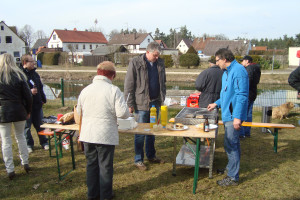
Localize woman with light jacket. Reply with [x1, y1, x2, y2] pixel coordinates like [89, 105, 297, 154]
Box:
[77, 61, 130, 200]
[0, 53, 33, 180]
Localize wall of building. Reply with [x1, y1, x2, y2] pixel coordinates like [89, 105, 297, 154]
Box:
[289, 47, 300, 66]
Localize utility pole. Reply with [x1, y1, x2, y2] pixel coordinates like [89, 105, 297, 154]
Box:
[173, 27, 180, 49]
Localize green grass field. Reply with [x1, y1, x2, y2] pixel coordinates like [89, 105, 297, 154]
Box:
[1, 102, 300, 199]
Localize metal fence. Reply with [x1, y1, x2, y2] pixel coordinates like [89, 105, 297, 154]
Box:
[43, 79, 300, 112]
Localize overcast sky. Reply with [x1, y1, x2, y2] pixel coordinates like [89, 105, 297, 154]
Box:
[1, 0, 299, 40]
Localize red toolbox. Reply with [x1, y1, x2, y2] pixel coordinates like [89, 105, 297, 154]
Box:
[186, 93, 201, 108]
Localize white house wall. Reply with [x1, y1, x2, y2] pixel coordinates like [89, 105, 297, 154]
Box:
[0, 22, 26, 64]
[289, 47, 300, 66]
[176, 40, 189, 54]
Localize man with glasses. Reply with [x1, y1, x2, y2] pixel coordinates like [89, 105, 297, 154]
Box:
[21, 54, 48, 153]
[124, 42, 166, 171]
[208, 48, 249, 186]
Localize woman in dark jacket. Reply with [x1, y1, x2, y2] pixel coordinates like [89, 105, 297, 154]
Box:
[0, 53, 33, 180]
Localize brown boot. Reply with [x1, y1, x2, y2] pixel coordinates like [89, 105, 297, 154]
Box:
[148, 157, 165, 164]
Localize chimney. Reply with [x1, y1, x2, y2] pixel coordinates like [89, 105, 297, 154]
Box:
[73, 28, 77, 31]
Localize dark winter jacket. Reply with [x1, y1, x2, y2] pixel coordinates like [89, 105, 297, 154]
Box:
[0, 75, 32, 123]
[246, 63, 261, 102]
[288, 66, 300, 93]
[124, 54, 166, 111]
[21, 67, 46, 110]
[195, 65, 223, 108]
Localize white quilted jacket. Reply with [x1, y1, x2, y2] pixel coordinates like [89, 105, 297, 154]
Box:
[77, 75, 130, 145]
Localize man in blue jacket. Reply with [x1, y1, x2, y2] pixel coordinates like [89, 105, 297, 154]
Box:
[208, 48, 249, 186]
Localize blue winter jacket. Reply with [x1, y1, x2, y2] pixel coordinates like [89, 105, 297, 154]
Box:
[215, 60, 249, 122]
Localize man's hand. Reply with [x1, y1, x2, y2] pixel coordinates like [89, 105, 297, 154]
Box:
[31, 88, 38, 95]
[129, 107, 134, 113]
[207, 103, 217, 111]
[233, 118, 242, 130]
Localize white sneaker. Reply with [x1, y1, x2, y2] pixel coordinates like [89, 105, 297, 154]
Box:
[44, 145, 49, 150]
[28, 147, 33, 153]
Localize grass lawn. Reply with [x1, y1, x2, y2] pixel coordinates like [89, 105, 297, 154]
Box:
[1, 102, 300, 199]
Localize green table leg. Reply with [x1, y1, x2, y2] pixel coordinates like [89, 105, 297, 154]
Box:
[274, 128, 278, 153]
[54, 130, 62, 180]
[193, 138, 200, 194]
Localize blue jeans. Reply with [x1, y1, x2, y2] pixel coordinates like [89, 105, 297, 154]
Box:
[239, 101, 254, 137]
[24, 108, 48, 148]
[224, 121, 240, 181]
[134, 101, 160, 163]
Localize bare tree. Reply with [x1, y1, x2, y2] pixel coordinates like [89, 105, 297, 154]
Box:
[19, 24, 34, 47]
[109, 29, 120, 40]
[35, 30, 47, 39]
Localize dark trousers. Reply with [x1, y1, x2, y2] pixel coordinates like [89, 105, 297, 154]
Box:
[24, 107, 48, 148]
[84, 142, 115, 200]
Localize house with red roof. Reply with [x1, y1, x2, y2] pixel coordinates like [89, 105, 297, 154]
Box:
[47, 28, 108, 63]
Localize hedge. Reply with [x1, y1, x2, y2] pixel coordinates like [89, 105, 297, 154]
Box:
[160, 55, 174, 68]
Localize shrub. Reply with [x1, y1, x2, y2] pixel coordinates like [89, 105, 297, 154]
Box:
[179, 53, 200, 68]
[42, 52, 61, 65]
[37, 53, 44, 64]
[160, 55, 174, 68]
[186, 46, 198, 55]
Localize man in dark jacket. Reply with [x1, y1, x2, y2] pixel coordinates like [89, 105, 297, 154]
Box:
[288, 66, 300, 99]
[240, 55, 261, 138]
[21, 55, 48, 153]
[195, 57, 223, 108]
[124, 42, 166, 171]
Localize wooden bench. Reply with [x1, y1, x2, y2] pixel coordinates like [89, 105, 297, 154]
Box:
[218, 121, 296, 153]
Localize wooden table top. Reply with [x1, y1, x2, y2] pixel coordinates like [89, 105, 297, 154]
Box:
[41, 123, 217, 139]
[218, 121, 295, 129]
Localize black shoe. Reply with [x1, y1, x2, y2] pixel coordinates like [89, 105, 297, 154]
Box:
[24, 164, 31, 173]
[217, 176, 238, 186]
[8, 171, 16, 180]
[217, 168, 226, 175]
[239, 136, 246, 139]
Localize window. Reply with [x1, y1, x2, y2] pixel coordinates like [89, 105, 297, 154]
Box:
[57, 44, 59, 48]
[76, 44, 78, 49]
[6, 36, 12, 43]
[96, 45, 98, 48]
[0, 36, 1, 43]
[83, 44, 85, 49]
[1, 26, 4, 30]
[13, 51, 20, 57]
[133, 45, 136, 50]
[90, 44, 92, 49]
[148, 39, 150, 42]
[51, 45, 53, 48]
[53, 34, 56, 40]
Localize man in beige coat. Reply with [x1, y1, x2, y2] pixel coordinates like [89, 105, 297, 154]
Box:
[77, 61, 130, 200]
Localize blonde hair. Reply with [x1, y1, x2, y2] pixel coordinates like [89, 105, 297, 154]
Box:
[0, 53, 27, 84]
[96, 61, 116, 79]
[97, 61, 116, 72]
